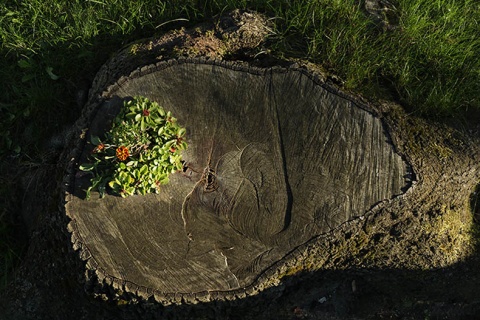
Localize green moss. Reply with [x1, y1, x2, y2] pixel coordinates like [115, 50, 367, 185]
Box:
[116, 299, 128, 306]
[422, 204, 475, 265]
[130, 43, 141, 55]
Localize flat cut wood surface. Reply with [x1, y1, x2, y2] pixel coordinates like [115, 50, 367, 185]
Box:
[66, 61, 409, 296]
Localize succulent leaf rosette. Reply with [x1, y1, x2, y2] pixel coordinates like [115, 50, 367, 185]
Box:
[80, 96, 187, 199]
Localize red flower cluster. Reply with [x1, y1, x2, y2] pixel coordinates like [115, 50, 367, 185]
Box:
[116, 146, 129, 161]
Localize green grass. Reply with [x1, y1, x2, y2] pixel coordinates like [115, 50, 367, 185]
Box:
[275, 0, 480, 114]
[1, 0, 479, 290]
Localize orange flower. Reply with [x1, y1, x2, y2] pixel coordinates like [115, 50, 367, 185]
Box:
[116, 146, 129, 161]
[92, 143, 105, 153]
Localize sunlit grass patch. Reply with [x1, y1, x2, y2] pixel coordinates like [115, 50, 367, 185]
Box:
[269, 0, 480, 115]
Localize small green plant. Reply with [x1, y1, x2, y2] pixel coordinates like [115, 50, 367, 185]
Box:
[80, 96, 187, 199]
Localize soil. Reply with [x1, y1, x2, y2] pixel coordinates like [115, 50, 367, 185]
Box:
[2, 10, 480, 320]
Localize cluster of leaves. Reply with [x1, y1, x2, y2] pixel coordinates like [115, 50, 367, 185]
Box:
[80, 96, 187, 199]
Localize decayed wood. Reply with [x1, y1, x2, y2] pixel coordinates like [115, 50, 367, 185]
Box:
[65, 60, 410, 300]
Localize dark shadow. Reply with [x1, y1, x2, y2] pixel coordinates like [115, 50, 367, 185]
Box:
[4, 192, 480, 320]
[471, 184, 480, 225]
[72, 205, 480, 320]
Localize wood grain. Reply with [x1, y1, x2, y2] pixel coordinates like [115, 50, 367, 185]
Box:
[66, 60, 410, 296]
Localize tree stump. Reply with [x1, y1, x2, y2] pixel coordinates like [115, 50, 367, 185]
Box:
[64, 59, 411, 302]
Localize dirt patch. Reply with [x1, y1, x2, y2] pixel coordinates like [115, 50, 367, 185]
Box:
[88, 9, 272, 104]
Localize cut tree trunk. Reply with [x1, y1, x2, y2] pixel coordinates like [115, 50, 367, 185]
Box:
[64, 59, 411, 302]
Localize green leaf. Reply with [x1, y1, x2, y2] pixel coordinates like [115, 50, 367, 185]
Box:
[90, 135, 102, 145]
[21, 73, 36, 83]
[18, 59, 32, 69]
[139, 164, 148, 175]
[85, 186, 93, 200]
[126, 112, 136, 119]
[80, 163, 95, 171]
[98, 180, 107, 198]
[46, 66, 60, 80]
[165, 140, 175, 147]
